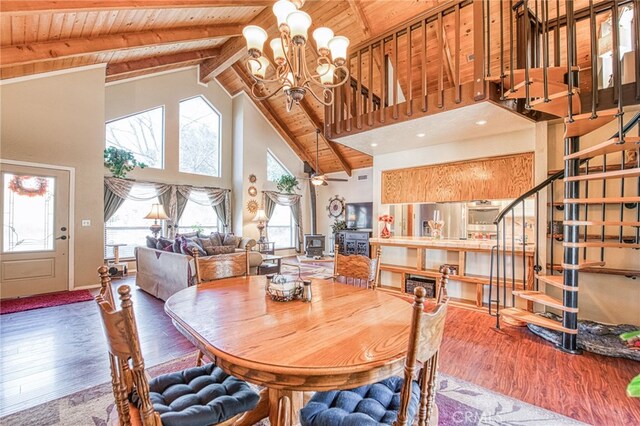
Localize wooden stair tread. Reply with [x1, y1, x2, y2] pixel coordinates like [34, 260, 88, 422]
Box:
[561, 260, 606, 270]
[563, 241, 640, 249]
[564, 108, 619, 138]
[536, 274, 578, 291]
[530, 89, 581, 117]
[486, 67, 570, 90]
[563, 196, 640, 204]
[504, 78, 567, 100]
[564, 167, 640, 181]
[547, 264, 640, 277]
[564, 220, 640, 227]
[500, 307, 577, 334]
[564, 137, 640, 161]
[512, 290, 578, 312]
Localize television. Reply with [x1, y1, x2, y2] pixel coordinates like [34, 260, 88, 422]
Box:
[345, 202, 373, 230]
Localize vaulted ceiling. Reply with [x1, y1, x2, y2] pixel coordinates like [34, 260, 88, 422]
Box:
[0, 0, 452, 175]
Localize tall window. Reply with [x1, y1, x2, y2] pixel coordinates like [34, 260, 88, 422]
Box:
[178, 193, 220, 235]
[106, 107, 164, 168]
[267, 204, 295, 249]
[105, 185, 159, 259]
[266, 150, 290, 182]
[179, 96, 221, 177]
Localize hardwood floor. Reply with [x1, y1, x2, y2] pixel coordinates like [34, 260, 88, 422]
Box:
[1, 276, 638, 424]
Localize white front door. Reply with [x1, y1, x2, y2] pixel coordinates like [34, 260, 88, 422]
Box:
[0, 164, 70, 298]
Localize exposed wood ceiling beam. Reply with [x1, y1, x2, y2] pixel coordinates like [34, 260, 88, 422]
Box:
[200, 6, 276, 83]
[298, 99, 352, 177]
[106, 48, 220, 77]
[232, 62, 316, 167]
[347, 0, 371, 37]
[1, 1, 271, 13]
[2, 25, 242, 67]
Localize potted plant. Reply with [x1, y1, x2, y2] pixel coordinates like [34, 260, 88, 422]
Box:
[104, 147, 147, 178]
[331, 219, 347, 234]
[276, 174, 300, 194]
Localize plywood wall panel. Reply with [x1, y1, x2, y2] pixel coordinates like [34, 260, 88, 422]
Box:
[381, 152, 534, 204]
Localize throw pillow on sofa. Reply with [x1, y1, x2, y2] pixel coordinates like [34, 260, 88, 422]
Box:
[223, 234, 242, 247]
[198, 238, 215, 255]
[146, 236, 158, 249]
[180, 237, 202, 256]
[156, 237, 173, 251]
[208, 232, 224, 247]
[208, 246, 236, 255]
[179, 231, 199, 239]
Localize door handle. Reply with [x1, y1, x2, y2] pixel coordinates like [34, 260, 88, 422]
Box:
[56, 235, 68, 240]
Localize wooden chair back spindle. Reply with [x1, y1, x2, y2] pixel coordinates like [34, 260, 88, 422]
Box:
[333, 244, 381, 289]
[394, 267, 450, 426]
[193, 246, 250, 285]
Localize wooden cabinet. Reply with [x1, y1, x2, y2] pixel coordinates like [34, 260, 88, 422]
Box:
[335, 231, 371, 257]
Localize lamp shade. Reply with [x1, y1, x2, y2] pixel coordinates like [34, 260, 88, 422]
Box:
[252, 209, 269, 222]
[144, 204, 169, 220]
[312, 27, 334, 54]
[328, 35, 350, 65]
[316, 63, 335, 85]
[273, 0, 297, 30]
[243, 25, 268, 56]
[249, 56, 270, 78]
[270, 38, 288, 64]
[286, 11, 312, 43]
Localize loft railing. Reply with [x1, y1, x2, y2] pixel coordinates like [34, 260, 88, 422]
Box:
[324, 0, 485, 139]
[488, 112, 640, 328]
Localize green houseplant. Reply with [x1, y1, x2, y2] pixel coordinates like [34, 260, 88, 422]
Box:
[331, 219, 347, 234]
[104, 147, 147, 178]
[276, 174, 300, 194]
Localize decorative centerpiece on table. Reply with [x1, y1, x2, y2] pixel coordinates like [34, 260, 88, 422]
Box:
[266, 274, 303, 301]
[428, 210, 445, 239]
[378, 214, 394, 239]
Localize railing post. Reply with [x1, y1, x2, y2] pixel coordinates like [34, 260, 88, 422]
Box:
[473, 0, 486, 100]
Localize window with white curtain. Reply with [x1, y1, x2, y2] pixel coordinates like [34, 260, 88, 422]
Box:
[178, 191, 220, 235]
[267, 204, 295, 249]
[104, 184, 159, 259]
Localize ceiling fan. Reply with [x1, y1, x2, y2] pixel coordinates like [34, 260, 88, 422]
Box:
[304, 129, 348, 186]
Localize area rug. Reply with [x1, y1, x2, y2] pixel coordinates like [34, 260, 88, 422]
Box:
[281, 261, 334, 280]
[0, 290, 94, 315]
[0, 353, 584, 426]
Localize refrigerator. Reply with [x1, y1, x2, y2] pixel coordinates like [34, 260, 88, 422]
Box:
[416, 203, 466, 239]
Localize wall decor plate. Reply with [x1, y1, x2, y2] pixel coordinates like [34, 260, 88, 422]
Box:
[247, 199, 259, 214]
[248, 174, 257, 183]
[327, 195, 345, 218]
[248, 186, 258, 197]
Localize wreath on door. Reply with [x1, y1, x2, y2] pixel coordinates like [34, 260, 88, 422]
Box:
[8, 175, 48, 197]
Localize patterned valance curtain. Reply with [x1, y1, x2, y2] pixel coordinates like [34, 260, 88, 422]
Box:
[263, 191, 303, 253]
[103, 182, 129, 222]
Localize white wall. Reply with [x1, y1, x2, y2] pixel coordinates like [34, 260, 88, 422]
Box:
[1, 66, 107, 288]
[231, 94, 309, 255]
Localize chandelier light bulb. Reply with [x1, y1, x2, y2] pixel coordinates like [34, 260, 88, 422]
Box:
[312, 27, 334, 56]
[328, 36, 350, 66]
[243, 25, 268, 58]
[286, 11, 312, 45]
[273, 0, 297, 31]
[316, 63, 335, 85]
[270, 38, 288, 64]
[283, 72, 294, 91]
[249, 56, 270, 79]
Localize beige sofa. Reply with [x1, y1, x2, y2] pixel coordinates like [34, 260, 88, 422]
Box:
[135, 238, 262, 301]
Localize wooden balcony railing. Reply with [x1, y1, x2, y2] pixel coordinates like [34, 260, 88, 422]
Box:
[325, 0, 486, 140]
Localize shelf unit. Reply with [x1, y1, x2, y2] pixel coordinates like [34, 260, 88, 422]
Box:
[370, 239, 535, 312]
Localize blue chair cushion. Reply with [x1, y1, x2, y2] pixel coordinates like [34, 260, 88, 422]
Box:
[300, 376, 420, 426]
[145, 363, 259, 426]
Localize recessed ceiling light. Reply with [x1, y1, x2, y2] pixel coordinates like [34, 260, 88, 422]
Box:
[370, 143, 378, 147]
[416, 133, 426, 137]
[475, 120, 488, 126]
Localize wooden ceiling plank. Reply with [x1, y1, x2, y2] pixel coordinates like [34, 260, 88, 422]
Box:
[347, 0, 371, 37]
[232, 62, 316, 167]
[106, 47, 220, 76]
[1, 1, 271, 13]
[1, 24, 242, 67]
[298, 99, 353, 177]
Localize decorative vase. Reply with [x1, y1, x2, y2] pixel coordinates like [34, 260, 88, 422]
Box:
[380, 222, 391, 239]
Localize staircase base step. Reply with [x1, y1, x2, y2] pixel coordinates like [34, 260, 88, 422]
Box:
[535, 274, 578, 291]
[564, 108, 619, 138]
[563, 241, 640, 249]
[564, 136, 640, 161]
[500, 308, 577, 334]
[563, 196, 640, 204]
[512, 290, 578, 312]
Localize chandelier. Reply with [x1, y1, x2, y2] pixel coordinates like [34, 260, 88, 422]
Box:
[242, 0, 350, 111]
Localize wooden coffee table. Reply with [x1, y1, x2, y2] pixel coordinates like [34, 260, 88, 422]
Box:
[164, 276, 413, 426]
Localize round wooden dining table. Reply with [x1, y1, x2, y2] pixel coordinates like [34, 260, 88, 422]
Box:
[164, 276, 414, 426]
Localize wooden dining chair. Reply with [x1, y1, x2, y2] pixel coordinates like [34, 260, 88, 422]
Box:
[95, 266, 259, 426]
[192, 246, 250, 285]
[300, 268, 450, 426]
[333, 244, 382, 289]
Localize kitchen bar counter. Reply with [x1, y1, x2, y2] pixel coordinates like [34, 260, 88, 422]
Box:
[369, 236, 535, 252]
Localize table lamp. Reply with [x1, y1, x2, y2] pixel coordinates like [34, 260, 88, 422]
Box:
[144, 203, 169, 238]
[252, 209, 269, 242]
